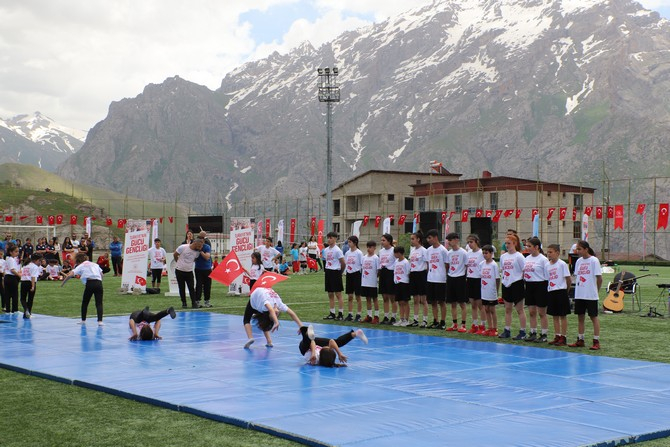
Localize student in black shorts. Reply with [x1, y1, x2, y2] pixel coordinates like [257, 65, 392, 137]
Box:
[128, 306, 176, 340]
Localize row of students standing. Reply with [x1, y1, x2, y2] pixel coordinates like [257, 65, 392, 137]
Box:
[320, 231, 602, 350]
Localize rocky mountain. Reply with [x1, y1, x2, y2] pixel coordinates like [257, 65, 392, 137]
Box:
[0, 112, 85, 171]
[59, 0, 670, 208]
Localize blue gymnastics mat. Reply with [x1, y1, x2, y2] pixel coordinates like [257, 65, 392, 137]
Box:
[1, 311, 670, 447]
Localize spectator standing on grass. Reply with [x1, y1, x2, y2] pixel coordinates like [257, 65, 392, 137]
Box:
[173, 238, 204, 309]
[62, 252, 105, 326]
[194, 232, 213, 308]
[21, 238, 34, 261]
[148, 239, 167, 289]
[109, 235, 123, 277]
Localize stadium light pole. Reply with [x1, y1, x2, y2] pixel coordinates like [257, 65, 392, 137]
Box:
[317, 67, 340, 234]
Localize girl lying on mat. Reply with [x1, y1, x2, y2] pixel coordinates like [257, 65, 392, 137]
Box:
[298, 325, 368, 367]
[128, 306, 176, 341]
[243, 287, 303, 349]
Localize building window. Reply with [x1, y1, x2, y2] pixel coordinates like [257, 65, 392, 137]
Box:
[547, 220, 552, 227]
[444, 196, 449, 210]
[574, 194, 583, 211]
[404, 197, 414, 211]
[491, 221, 498, 241]
[404, 222, 414, 233]
[573, 221, 581, 239]
[455, 195, 462, 212]
[388, 194, 395, 202]
[418, 197, 426, 211]
[454, 221, 462, 239]
[333, 222, 340, 233]
[490, 192, 498, 211]
[333, 199, 340, 217]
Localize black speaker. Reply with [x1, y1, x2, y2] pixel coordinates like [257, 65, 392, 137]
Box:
[470, 217, 492, 247]
[419, 211, 442, 236]
[188, 215, 223, 234]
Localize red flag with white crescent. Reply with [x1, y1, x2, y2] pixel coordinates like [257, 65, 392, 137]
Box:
[374, 216, 381, 228]
[515, 209, 522, 219]
[572, 208, 577, 221]
[493, 210, 503, 223]
[547, 208, 555, 220]
[290, 218, 296, 243]
[607, 206, 614, 219]
[441, 211, 447, 224]
[461, 209, 469, 222]
[265, 218, 271, 237]
[106, 217, 113, 226]
[210, 250, 244, 286]
[614, 205, 624, 230]
[56, 214, 63, 225]
[504, 209, 514, 218]
[658, 203, 669, 230]
[398, 214, 406, 225]
[388, 214, 394, 224]
[584, 206, 593, 217]
[595, 207, 603, 219]
[311, 217, 317, 235]
[559, 207, 567, 220]
[475, 209, 483, 218]
[485, 210, 492, 218]
[48, 215, 56, 225]
[250, 272, 289, 292]
[36, 215, 43, 224]
[362, 215, 369, 227]
[531, 209, 538, 221]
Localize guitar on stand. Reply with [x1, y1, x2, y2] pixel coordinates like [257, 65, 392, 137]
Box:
[603, 272, 657, 313]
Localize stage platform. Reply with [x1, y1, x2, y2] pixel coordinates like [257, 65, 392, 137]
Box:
[1, 311, 670, 446]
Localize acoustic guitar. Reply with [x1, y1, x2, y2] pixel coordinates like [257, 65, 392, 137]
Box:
[603, 272, 657, 312]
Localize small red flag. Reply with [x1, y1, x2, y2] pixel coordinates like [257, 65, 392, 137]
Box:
[584, 206, 593, 217]
[209, 251, 244, 286]
[70, 215, 78, 225]
[374, 216, 381, 228]
[307, 258, 318, 270]
[504, 209, 514, 217]
[414, 213, 420, 223]
[36, 215, 43, 224]
[485, 210, 493, 218]
[515, 209, 522, 219]
[607, 206, 614, 219]
[636, 204, 646, 215]
[572, 208, 577, 221]
[56, 214, 63, 225]
[250, 272, 289, 292]
[290, 218, 296, 243]
[398, 214, 407, 225]
[531, 208, 539, 221]
[547, 208, 555, 220]
[48, 215, 55, 225]
[559, 207, 567, 220]
[475, 209, 483, 218]
[441, 211, 447, 224]
[4, 216, 12, 222]
[159, 217, 163, 224]
[106, 218, 113, 226]
[311, 217, 317, 234]
[117, 219, 125, 229]
[658, 203, 669, 230]
[595, 207, 603, 219]
[265, 218, 271, 237]
[388, 214, 394, 224]
[461, 209, 469, 222]
[362, 215, 369, 227]
[492, 210, 503, 223]
[614, 205, 624, 230]
[19, 215, 28, 221]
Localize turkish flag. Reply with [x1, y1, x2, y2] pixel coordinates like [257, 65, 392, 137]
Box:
[19, 216, 28, 221]
[56, 214, 63, 225]
[515, 209, 522, 219]
[265, 218, 271, 237]
[290, 218, 296, 243]
[547, 208, 555, 220]
[250, 272, 289, 292]
[414, 213, 420, 223]
[461, 209, 469, 222]
[70, 215, 78, 225]
[135, 276, 147, 287]
[374, 216, 381, 228]
[159, 217, 163, 224]
[614, 205, 624, 230]
[48, 215, 55, 225]
[398, 214, 407, 225]
[559, 207, 567, 220]
[36, 215, 43, 224]
[388, 214, 394, 224]
[531, 208, 539, 221]
[636, 204, 646, 215]
[209, 251, 244, 286]
[504, 209, 514, 217]
[658, 203, 669, 230]
[307, 258, 318, 270]
[311, 217, 317, 234]
[117, 219, 125, 229]
[595, 207, 603, 219]
[584, 206, 593, 217]
[4, 216, 12, 222]
[362, 215, 369, 227]
[607, 206, 614, 219]
[106, 218, 113, 226]
[485, 210, 493, 218]
[572, 208, 577, 221]
[475, 209, 483, 218]
[441, 211, 447, 224]
[493, 210, 503, 223]
[168, 216, 174, 223]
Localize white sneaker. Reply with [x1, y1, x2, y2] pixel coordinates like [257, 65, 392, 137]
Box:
[244, 339, 255, 349]
[392, 320, 403, 326]
[306, 325, 315, 340]
[400, 319, 409, 327]
[355, 329, 368, 344]
[77, 320, 86, 325]
[98, 321, 104, 326]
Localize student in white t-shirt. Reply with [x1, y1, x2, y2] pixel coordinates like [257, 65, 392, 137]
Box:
[20, 253, 43, 319]
[498, 234, 527, 340]
[479, 245, 500, 337]
[545, 244, 572, 347]
[392, 246, 411, 326]
[322, 232, 346, 321]
[445, 233, 469, 333]
[425, 229, 448, 329]
[63, 252, 105, 326]
[3, 244, 21, 313]
[360, 241, 381, 324]
[242, 287, 303, 349]
[344, 236, 364, 322]
[465, 234, 485, 334]
[569, 240, 602, 350]
[408, 232, 429, 327]
[255, 237, 280, 271]
[148, 238, 167, 288]
[523, 237, 550, 343]
[378, 233, 397, 324]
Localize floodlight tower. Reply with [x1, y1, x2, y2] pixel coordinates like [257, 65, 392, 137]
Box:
[317, 67, 340, 234]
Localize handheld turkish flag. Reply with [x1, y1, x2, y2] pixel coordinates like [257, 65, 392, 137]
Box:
[251, 271, 288, 292]
[307, 258, 318, 270]
[209, 251, 244, 286]
[657, 203, 669, 230]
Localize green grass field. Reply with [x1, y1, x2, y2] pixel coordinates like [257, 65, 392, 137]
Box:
[1, 266, 669, 446]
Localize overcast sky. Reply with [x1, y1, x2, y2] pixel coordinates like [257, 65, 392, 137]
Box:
[1, 0, 669, 132]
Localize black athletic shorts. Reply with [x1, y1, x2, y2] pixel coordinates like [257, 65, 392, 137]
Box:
[324, 269, 344, 293]
[574, 299, 598, 317]
[502, 280, 525, 304]
[446, 275, 467, 303]
[466, 277, 482, 300]
[395, 282, 411, 302]
[426, 281, 446, 304]
[346, 271, 362, 295]
[409, 270, 427, 296]
[547, 289, 571, 316]
[379, 268, 395, 295]
[525, 281, 549, 307]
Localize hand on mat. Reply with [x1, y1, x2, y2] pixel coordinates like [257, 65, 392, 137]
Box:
[271, 321, 280, 332]
[154, 335, 162, 340]
[338, 354, 348, 363]
[128, 335, 139, 341]
[309, 355, 317, 365]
